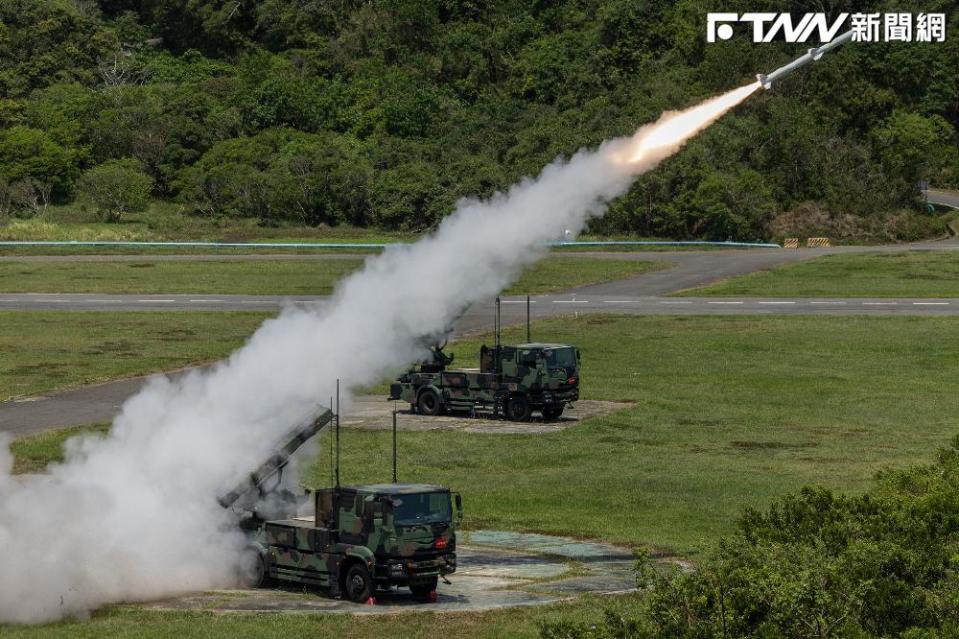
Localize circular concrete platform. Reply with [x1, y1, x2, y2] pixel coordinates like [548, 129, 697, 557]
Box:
[142, 531, 639, 614]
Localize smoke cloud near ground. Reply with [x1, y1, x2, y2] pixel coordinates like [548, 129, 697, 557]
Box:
[0, 83, 758, 624]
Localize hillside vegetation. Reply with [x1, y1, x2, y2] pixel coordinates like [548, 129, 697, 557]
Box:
[1, 0, 957, 242]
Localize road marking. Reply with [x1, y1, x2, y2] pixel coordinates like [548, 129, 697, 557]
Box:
[603, 300, 640, 303]
[501, 300, 536, 304]
[552, 300, 589, 304]
[914, 302, 949, 305]
[90, 299, 123, 304]
[758, 301, 795, 305]
[810, 301, 847, 305]
[138, 299, 175, 303]
[240, 300, 274, 305]
[659, 301, 692, 304]
[707, 301, 744, 304]
[862, 302, 897, 306]
[191, 299, 225, 303]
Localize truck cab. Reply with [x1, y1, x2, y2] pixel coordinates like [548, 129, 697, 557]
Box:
[248, 483, 461, 603]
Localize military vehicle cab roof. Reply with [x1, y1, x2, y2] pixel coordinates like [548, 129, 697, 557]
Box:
[513, 343, 573, 349]
[344, 483, 450, 495]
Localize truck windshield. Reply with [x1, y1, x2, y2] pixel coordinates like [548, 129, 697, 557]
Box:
[390, 492, 451, 525]
[545, 347, 577, 368]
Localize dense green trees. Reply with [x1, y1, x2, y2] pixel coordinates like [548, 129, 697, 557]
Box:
[542, 437, 959, 638]
[77, 158, 153, 221]
[0, 1, 956, 239]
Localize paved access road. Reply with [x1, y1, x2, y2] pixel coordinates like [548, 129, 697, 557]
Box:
[927, 188, 959, 210]
[4, 241, 959, 434]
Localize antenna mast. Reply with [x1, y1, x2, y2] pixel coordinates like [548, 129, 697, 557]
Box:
[392, 404, 398, 483]
[526, 295, 531, 342]
[335, 379, 340, 488]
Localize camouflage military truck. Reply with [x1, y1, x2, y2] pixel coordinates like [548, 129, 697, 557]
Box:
[389, 342, 580, 421]
[221, 410, 462, 603]
[245, 483, 461, 602]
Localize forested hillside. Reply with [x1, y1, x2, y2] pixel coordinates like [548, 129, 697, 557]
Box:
[1, 0, 957, 241]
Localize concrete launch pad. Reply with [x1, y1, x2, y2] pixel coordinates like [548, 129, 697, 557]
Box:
[141, 531, 645, 615]
[342, 396, 634, 434]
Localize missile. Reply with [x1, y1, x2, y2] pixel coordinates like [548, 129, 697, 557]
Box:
[756, 30, 853, 89]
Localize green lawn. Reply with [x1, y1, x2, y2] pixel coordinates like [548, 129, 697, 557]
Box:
[0, 256, 663, 296]
[12, 314, 959, 553]
[333, 315, 959, 552]
[9, 313, 959, 636]
[8, 423, 111, 473]
[0, 312, 268, 401]
[689, 251, 959, 297]
[0, 259, 366, 295]
[0, 593, 638, 639]
[0, 203, 420, 244]
[1, 202, 735, 250]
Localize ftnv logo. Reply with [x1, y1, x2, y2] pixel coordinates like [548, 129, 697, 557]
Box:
[707, 12, 946, 43]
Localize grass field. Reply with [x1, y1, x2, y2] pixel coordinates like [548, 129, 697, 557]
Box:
[317, 315, 959, 552]
[0, 203, 420, 244]
[10, 314, 959, 553]
[0, 312, 268, 401]
[690, 251, 959, 297]
[0, 256, 663, 296]
[0, 593, 639, 639]
[8, 312, 959, 637]
[1, 202, 730, 249]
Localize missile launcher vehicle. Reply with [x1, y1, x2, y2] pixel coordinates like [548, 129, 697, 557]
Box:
[220, 409, 462, 603]
[390, 341, 580, 421]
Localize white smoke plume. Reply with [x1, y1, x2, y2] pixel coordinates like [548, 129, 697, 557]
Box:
[0, 83, 758, 624]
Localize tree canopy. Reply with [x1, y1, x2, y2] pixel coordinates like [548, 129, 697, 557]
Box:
[0, 0, 956, 239]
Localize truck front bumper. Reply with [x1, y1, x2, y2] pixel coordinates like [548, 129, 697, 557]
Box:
[374, 553, 456, 584]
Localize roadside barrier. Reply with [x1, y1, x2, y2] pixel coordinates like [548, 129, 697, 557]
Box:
[806, 237, 831, 248]
[783, 238, 799, 248]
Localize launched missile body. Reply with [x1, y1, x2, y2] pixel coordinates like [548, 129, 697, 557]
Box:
[756, 30, 853, 89]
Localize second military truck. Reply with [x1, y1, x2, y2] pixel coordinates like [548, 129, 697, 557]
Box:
[221, 410, 462, 603]
[390, 342, 580, 421]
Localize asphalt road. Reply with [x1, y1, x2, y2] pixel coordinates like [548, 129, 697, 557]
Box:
[4, 242, 959, 435]
[927, 188, 959, 209]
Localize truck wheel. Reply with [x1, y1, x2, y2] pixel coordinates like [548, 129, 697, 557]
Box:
[244, 548, 270, 588]
[542, 405, 564, 420]
[410, 577, 439, 602]
[417, 389, 443, 416]
[506, 395, 531, 421]
[345, 563, 373, 603]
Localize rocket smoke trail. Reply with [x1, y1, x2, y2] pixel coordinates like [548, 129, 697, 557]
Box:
[0, 81, 759, 624]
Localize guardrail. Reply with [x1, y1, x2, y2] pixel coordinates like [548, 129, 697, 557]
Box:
[0, 240, 781, 250]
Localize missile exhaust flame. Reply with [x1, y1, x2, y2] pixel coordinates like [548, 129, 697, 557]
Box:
[620, 82, 761, 165]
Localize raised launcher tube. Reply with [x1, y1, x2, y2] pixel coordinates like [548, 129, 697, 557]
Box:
[756, 30, 853, 89]
[218, 408, 334, 509]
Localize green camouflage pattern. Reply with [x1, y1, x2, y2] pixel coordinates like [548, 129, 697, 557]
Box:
[390, 343, 580, 420]
[250, 484, 459, 596]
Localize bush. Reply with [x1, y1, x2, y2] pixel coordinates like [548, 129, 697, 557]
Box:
[542, 436, 959, 639]
[76, 158, 153, 222]
[0, 178, 51, 218]
[177, 129, 372, 225]
[0, 126, 78, 200]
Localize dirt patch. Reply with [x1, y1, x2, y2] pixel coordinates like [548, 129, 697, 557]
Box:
[339, 396, 633, 434]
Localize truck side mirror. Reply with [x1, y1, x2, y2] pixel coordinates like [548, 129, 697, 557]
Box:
[454, 493, 463, 522]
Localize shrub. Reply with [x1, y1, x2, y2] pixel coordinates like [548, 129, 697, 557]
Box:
[542, 436, 959, 638]
[76, 158, 153, 222]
